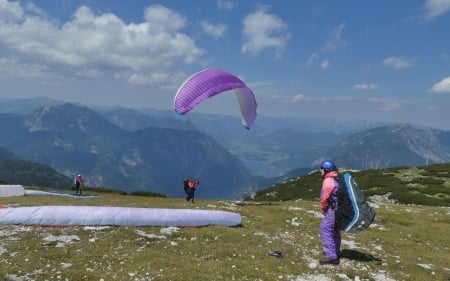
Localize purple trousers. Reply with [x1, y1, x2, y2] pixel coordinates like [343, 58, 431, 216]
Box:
[320, 209, 341, 259]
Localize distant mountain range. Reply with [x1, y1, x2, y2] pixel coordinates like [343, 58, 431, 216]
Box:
[329, 123, 450, 169]
[0, 97, 449, 199]
[0, 103, 249, 198]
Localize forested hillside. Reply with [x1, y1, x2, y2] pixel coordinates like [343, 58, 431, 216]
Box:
[0, 159, 72, 188]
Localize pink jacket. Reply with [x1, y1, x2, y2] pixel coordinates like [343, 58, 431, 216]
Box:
[320, 171, 338, 211]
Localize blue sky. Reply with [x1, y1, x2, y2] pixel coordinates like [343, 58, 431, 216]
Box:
[1, 0, 450, 130]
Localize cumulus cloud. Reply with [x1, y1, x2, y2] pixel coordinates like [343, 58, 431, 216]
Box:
[430, 76, 450, 94]
[353, 84, 379, 91]
[241, 7, 290, 59]
[0, 1, 204, 87]
[423, 0, 450, 20]
[0, 0, 23, 21]
[144, 4, 186, 32]
[382, 56, 416, 70]
[199, 20, 227, 38]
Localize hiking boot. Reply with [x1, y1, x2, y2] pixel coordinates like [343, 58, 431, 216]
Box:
[319, 257, 340, 265]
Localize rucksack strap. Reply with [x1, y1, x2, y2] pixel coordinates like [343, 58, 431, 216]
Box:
[328, 177, 340, 210]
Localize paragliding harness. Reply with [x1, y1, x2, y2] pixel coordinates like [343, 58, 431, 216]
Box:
[184, 178, 199, 203]
[334, 172, 375, 233]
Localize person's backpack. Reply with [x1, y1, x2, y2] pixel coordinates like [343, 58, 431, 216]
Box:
[335, 172, 375, 233]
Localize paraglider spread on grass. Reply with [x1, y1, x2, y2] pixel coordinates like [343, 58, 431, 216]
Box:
[0, 185, 25, 197]
[174, 68, 257, 129]
[25, 189, 99, 198]
[0, 206, 241, 227]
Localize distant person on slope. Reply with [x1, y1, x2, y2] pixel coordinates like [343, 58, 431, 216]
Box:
[318, 160, 341, 265]
[75, 175, 84, 195]
[183, 178, 199, 203]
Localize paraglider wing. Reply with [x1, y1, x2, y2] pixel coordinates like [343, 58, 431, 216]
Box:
[174, 68, 257, 129]
[0, 206, 242, 227]
[0, 185, 24, 197]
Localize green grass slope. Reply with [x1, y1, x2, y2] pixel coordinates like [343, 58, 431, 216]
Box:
[248, 163, 450, 207]
[0, 190, 449, 280]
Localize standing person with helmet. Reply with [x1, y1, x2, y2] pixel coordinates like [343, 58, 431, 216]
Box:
[318, 160, 341, 265]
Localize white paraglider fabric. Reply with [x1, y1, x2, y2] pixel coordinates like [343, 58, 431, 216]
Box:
[0, 185, 25, 197]
[0, 206, 241, 227]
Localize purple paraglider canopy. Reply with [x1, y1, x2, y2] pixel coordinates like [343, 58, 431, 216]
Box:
[174, 68, 257, 129]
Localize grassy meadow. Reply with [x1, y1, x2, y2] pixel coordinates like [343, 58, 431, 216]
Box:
[0, 190, 449, 281]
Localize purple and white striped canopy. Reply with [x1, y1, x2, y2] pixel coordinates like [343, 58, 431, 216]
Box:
[174, 68, 257, 129]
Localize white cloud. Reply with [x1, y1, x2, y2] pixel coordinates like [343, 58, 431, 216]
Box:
[322, 23, 347, 52]
[199, 20, 227, 38]
[0, 58, 49, 78]
[144, 4, 186, 32]
[0, 2, 204, 88]
[304, 54, 329, 69]
[353, 84, 379, 91]
[0, 0, 23, 22]
[291, 94, 305, 103]
[382, 56, 416, 70]
[430, 76, 450, 94]
[126, 71, 186, 90]
[320, 60, 330, 70]
[217, 0, 235, 11]
[24, 2, 47, 18]
[127, 72, 170, 86]
[305, 53, 318, 67]
[424, 0, 450, 20]
[241, 7, 290, 59]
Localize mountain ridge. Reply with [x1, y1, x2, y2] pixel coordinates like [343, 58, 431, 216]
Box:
[0, 103, 251, 198]
[329, 123, 450, 170]
[0, 98, 449, 199]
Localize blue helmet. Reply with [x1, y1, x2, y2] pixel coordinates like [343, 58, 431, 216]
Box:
[320, 160, 337, 172]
